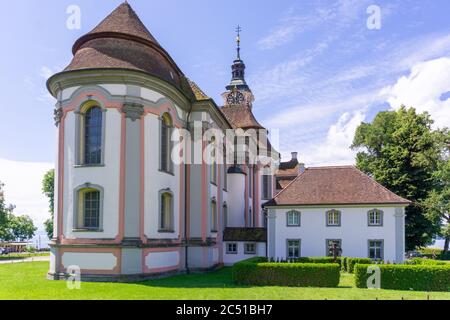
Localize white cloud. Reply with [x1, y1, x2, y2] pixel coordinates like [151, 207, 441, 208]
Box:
[0, 158, 54, 231]
[297, 110, 365, 166]
[257, 0, 368, 50]
[381, 57, 450, 128]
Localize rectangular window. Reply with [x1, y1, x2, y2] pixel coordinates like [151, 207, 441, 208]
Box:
[83, 191, 100, 229]
[327, 210, 341, 226]
[226, 243, 237, 254]
[244, 243, 256, 254]
[262, 174, 272, 199]
[368, 210, 383, 226]
[287, 239, 301, 258]
[287, 211, 301, 226]
[368, 240, 383, 259]
[326, 239, 342, 256]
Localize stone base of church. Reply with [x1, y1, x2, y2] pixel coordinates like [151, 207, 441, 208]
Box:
[46, 269, 186, 283]
[47, 263, 223, 283]
[47, 240, 223, 282]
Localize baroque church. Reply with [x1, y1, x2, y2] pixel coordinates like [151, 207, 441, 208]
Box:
[47, 2, 409, 281]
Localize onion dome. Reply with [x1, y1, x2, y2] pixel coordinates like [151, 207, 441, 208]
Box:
[64, 2, 192, 97]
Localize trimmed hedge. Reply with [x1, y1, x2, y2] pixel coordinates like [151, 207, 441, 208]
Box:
[346, 258, 373, 273]
[405, 258, 448, 266]
[355, 264, 450, 292]
[232, 257, 340, 287]
[341, 257, 348, 272]
[294, 257, 342, 268]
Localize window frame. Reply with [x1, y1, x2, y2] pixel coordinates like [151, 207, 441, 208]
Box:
[286, 210, 301, 227]
[262, 174, 272, 200]
[326, 239, 342, 256]
[159, 113, 174, 175]
[368, 209, 383, 227]
[222, 203, 228, 229]
[75, 101, 106, 167]
[286, 239, 301, 259]
[159, 189, 175, 233]
[211, 198, 218, 232]
[368, 239, 384, 260]
[326, 209, 341, 227]
[244, 242, 256, 255]
[73, 184, 104, 232]
[226, 242, 238, 254]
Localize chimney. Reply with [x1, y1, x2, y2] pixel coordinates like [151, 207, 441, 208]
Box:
[291, 152, 298, 161]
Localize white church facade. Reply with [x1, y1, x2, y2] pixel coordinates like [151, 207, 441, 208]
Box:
[47, 3, 409, 281]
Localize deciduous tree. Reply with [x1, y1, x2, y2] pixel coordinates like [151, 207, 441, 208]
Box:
[352, 107, 448, 250]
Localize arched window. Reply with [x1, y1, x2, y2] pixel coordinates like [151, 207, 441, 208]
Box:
[74, 185, 103, 231]
[210, 137, 217, 184]
[368, 209, 383, 226]
[160, 113, 173, 173]
[78, 105, 103, 165]
[211, 199, 218, 232]
[223, 203, 228, 228]
[287, 210, 301, 226]
[159, 191, 174, 232]
[326, 209, 341, 226]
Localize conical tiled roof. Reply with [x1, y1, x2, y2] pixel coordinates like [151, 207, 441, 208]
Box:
[64, 2, 193, 97]
[72, 2, 159, 53]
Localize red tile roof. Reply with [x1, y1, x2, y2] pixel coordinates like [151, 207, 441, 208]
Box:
[64, 2, 193, 97]
[265, 166, 411, 206]
[220, 105, 265, 129]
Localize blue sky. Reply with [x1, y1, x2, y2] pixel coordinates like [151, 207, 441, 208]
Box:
[0, 0, 450, 229]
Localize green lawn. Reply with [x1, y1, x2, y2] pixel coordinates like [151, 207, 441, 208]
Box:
[0, 262, 449, 300]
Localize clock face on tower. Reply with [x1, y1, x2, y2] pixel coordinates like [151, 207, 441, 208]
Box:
[226, 91, 245, 105]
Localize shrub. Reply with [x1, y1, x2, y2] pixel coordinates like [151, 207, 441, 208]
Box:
[346, 258, 373, 273]
[354, 264, 450, 292]
[418, 248, 450, 260]
[294, 257, 342, 268]
[405, 258, 448, 266]
[341, 257, 348, 272]
[232, 257, 340, 287]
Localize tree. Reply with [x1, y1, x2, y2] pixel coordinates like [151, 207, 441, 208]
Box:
[9, 215, 37, 242]
[0, 182, 15, 241]
[423, 156, 450, 253]
[352, 107, 449, 250]
[42, 169, 55, 239]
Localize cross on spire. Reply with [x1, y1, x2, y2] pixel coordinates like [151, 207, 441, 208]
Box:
[236, 25, 242, 60]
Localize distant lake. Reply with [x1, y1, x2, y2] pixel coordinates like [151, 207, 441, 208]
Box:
[29, 231, 50, 250]
[428, 239, 445, 249]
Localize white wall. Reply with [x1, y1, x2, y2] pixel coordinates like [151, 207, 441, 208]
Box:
[227, 173, 246, 227]
[61, 252, 117, 270]
[63, 109, 122, 239]
[223, 242, 266, 266]
[144, 113, 181, 240]
[271, 206, 399, 262]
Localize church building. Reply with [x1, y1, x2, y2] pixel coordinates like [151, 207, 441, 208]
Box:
[47, 2, 409, 281]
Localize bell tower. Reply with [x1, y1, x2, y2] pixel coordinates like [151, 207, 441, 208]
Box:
[222, 26, 255, 107]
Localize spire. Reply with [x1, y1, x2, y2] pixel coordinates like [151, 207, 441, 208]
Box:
[226, 25, 250, 92]
[236, 25, 242, 60]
